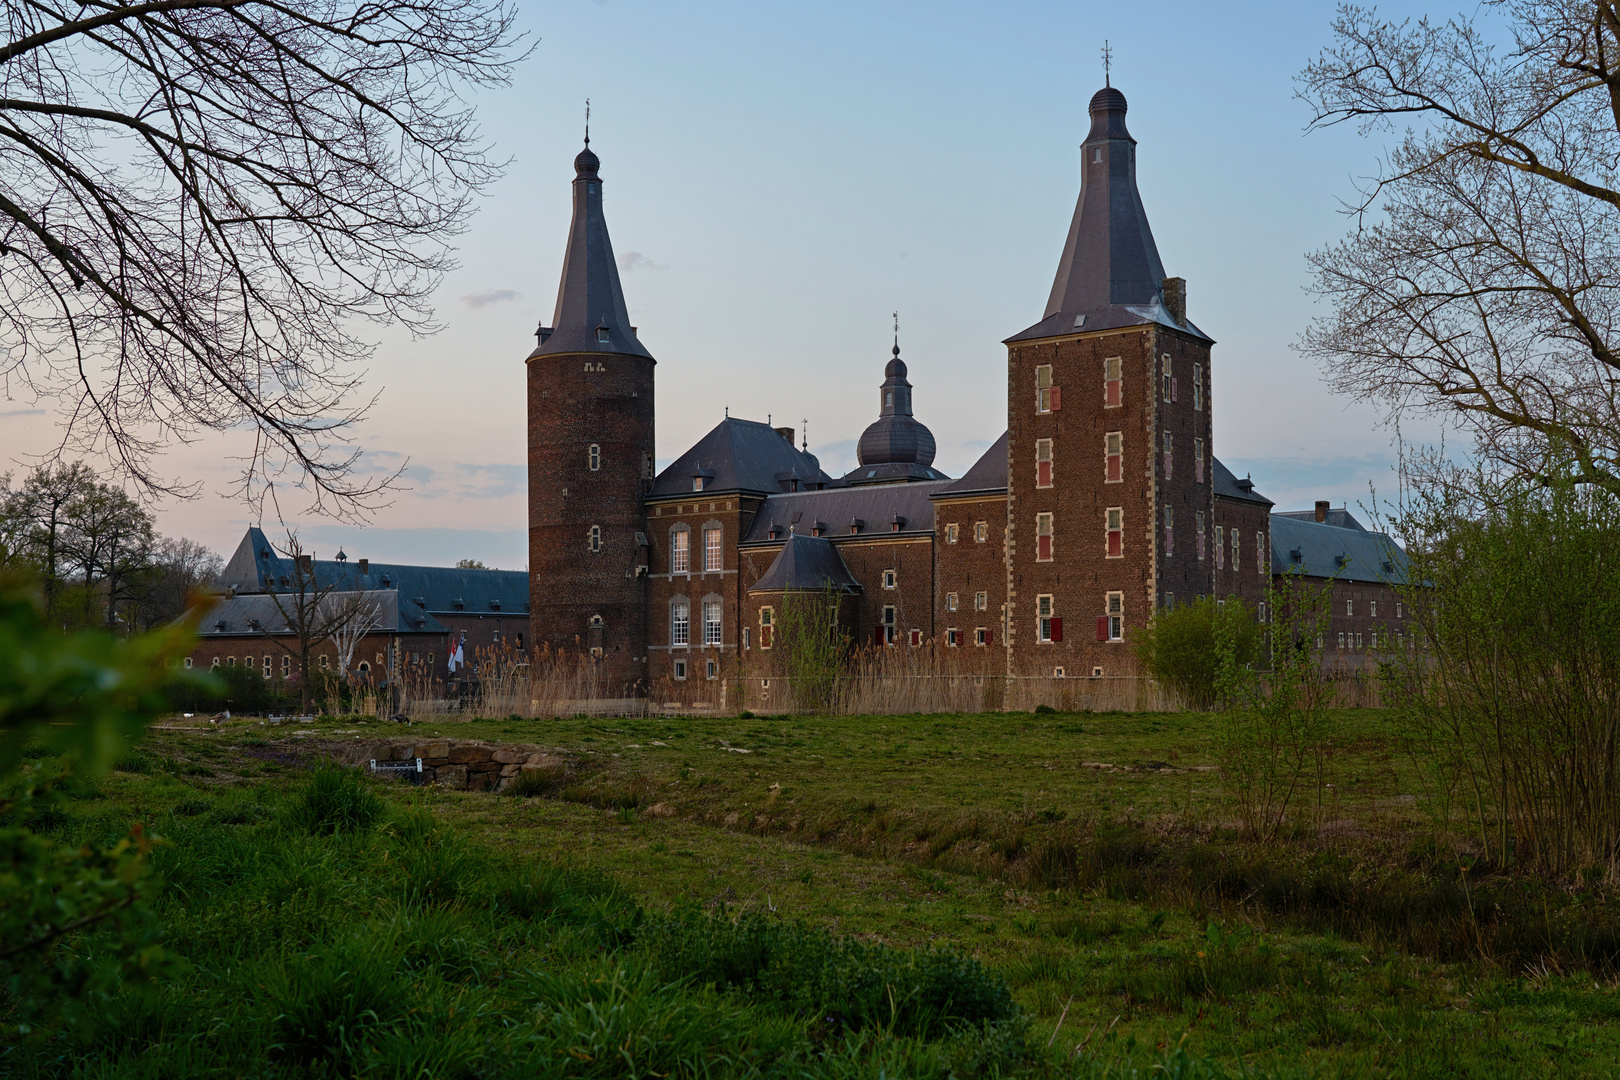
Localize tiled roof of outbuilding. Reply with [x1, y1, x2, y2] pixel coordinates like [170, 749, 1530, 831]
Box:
[1213, 458, 1273, 506]
[933, 432, 1009, 499]
[194, 590, 443, 637]
[219, 529, 529, 618]
[740, 481, 953, 545]
[1274, 506, 1368, 531]
[1269, 515, 1409, 585]
[747, 534, 861, 594]
[650, 417, 835, 498]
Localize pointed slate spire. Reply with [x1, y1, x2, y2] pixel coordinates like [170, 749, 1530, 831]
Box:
[1007, 86, 1210, 343]
[529, 141, 654, 360]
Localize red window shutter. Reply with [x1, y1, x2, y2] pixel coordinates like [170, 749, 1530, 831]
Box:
[874, 626, 884, 646]
[986, 629, 993, 645]
[1095, 616, 1109, 642]
[1051, 617, 1063, 643]
[1107, 456, 1120, 483]
[1108, 531, 1121, 558]
[1037, 461, 1051, 486]
[1106, 381, 1119, 408]
[1037, 534, 1052, 560]
[1050, 385, 1061, 411]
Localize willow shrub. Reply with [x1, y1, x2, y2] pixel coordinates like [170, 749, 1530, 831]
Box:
[1390, 474, 1620, 880]
[1133, 596, 1261, 711]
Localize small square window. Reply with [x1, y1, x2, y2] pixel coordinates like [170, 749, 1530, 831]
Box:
[975, 627, 989, 646]
[184, 657, 193, 669]
[946, 523, 959, 543]
[706, 659, 718, 680]
[946, 592, 958, 611]
[693, 476, 704, 492]
[1053, 666, 1065, 678]
[882, 569, 897, 589]
[1091, 667, 1103, 678]
[975, 521, 988, 543]
[596, 327, 611, 342]
[674, 659, 688, 680]
[975, 591, 988, 611]
[947, 628, 960, 647]
[908, 628, 922, 647]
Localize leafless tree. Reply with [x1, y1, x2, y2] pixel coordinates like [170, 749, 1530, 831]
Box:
[1299, 2, 1620, 490]
[261, 530, 350, 712]
[0, 0, 525, 513]
[324, 589, 384, 690]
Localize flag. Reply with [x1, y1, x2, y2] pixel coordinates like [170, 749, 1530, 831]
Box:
[447, 632, 464, 674]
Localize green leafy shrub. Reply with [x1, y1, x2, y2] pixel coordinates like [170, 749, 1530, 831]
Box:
[1132, 597, 1260, 710]
[286, 766, 383, 835]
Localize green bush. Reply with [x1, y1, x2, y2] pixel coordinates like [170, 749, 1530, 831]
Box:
[285, 766, 384, 835]
[1133, 597, 1260, 710]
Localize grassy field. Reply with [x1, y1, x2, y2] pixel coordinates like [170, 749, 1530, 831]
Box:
[11, 708, 1620, 1077]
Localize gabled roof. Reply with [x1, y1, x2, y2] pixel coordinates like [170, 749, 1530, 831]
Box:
[1213, 458, 1273, 507]
[195, 590, 442, 637]
[527, 143, 653, 362]
[747, 534, 861, 594]
[740, 481, 952, 545]
[933, 432, 1009, 499]
[650, 417, 835, 498]
[1007, 86, 1212, 345]
[1269, 515, 1409, 585]
[219, 528, 529, 618]
[1274, 506, 1368, 531]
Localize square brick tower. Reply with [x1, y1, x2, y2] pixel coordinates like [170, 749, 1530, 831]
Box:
[1003, 86, 1214, 677]
[526, 140, 655, 693]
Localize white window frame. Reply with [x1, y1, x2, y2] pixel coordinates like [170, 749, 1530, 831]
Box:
[1105, 431, 1123, 484]
[759, 606, 774, 649]
[1106, 591, 1123, 642]
[1035, 439, 1053, 488]
[975, 521, 988, 543]
[1194, 438, 1205, 483]
[1037, 593, 1055, 643]
[1036, 512, 1054, 562]
[975, 591, 988, 611]
[704, 525, 723, 572]
[1193, 363, 1202, 411]
[673, 659, 687, 680]
[1215, 525, 1225, 569]
[945, 523, 959, 543]
[882, 569, 897, 589]
[706, 658, 719, 680]
[1104, 356, 1122, 408]
[671, 527, 690, 574]
[588, 443, 601, 471]
[703, 599, 723, 646]
[1036, 364, 1055, 413]
[588, 525, 602, 553]
[671, 599, 690, 646]
[946, 592, 958, 612]
[1196, 510, 1206, 561]
[1163, 431, 1173, 480]
[1163, 505, 1173, 558]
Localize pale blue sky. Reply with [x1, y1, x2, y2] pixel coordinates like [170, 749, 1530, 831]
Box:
[1, 0, 1453, 566]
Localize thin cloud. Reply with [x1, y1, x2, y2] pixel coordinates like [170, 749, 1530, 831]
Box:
[455, 462, 525, 499]
[618, 251, 666, 272]
[461, 288, 521, 308]
[0, 408, 45, 418]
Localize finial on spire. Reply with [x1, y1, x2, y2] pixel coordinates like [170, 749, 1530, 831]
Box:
[892, 310, 900, 357]
[1102, 40, 1112, 87]
[801, 419, 808, 452]
[584, 98, 591, 146]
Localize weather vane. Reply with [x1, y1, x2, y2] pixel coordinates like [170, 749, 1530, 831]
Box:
[584, 98, 591, 145]
[1102, 41, 1112, 87]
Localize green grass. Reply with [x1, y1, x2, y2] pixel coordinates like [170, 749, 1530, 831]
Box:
[12, 710, 1620, 1076]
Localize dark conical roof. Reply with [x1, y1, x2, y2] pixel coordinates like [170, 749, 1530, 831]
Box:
[1006, 86, 1211, 344]
[528, 141, 653, 361]
[853, 341, 937, 479]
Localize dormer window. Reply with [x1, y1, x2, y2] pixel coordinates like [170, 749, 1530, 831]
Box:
[453, 598, 465, 610]
[380, 575, 391, 587]
[596, 327, 610, 342]
[490, 599, 501, 611]
[693, 477, 704, 492]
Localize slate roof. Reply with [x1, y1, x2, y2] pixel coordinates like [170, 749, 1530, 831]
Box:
[1213, 458, 1273, 506]
[526, 142, 654, 361]
[195, 590, 438, 638]
[852, 344, 938, 474]
[1274, 506, 1368, 531]
[218, 528, 529, 620]
[649, 417, 836, 498]
[1269, 515, 1409, 585]
[747, 534, 862, 594]
[739, 481, 953, 545]
[933, 432, 1009, 499]
[1007, 86, 1212, 345]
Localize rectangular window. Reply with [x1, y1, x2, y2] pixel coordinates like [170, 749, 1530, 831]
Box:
[1196, 511, 1206, 561]
[945, 523, 959, 543]
[1035, 439, 1053, 488]
[674, 659, 687, 680]
[1338, 632, 1346, 649]
[1106, 506, 1123, 558]
[881, 605, 896, 645]
[1194, 438, 1205, 483]
[909, 628, 922, 647]
[589, 525, 601, 552]
[1215, 525, 1225, 569]
[703, 600, 722, 645]
[1162, 354, 1172, 402]
[1036, 364, 1057, 413]
[1193, 364, 1202, 410]
[882, 569, 897, 589]
[743, 627, 751, 650]
[759, 606, 773, 649]
[263, 655, 272, 678]
[946, 592, 958, 612]
[318, 655, 327, 669]
[975, 627, 989, 646]
[1163, 431, 1173, 479]
[975, 591, 988, 611]
[1397, 602, 1403, 619]
[693, 476, 705, 491]
[1258, 531, 1266, 571]
[671, 530, 689, 573]
[706, 658, 718, 680]
[1036, 513, 1054, 561]
[1107, 591, 1123, 641]
[704, 527, 722, 572]
[975, 521, 988, 543]
[1105, 431, 1122, 483]
[947, 628, 960, 647]
[281, 655, 291, 677]
[671, 601, 690, 646]
[589, 443, 601, 471]
[1164, 505, 1173, 558]
[1370, 600, 1377, 617]
[1104, 356, 1121, 408]
[1356, 632, 1363, 649]
[1231, 529, 1239, 572]
[1346, 599, 1354, 616]
[1037, 594, 1058, 643]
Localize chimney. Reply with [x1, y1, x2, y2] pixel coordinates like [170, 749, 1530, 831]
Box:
[358, 557, 369, 575]
[1315, 501, 1329, 523]
[774, 426, 795, 446]
[296, 553, 312, 572]
[1162, 277, 1186, 325]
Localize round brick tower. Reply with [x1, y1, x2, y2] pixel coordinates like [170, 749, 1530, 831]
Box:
[526, 140, 654, 695]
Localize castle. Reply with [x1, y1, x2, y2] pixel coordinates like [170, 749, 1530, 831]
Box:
[525, 85, 1410, 699]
